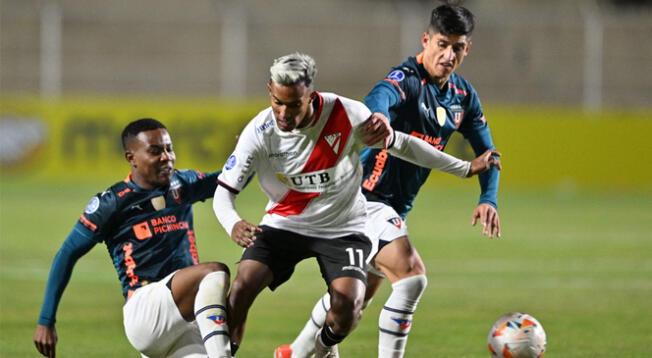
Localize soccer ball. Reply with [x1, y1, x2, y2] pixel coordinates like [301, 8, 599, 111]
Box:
[487, 312, 546, 358]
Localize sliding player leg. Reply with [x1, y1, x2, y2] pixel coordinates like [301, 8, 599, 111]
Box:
[373, 237, 427, 358]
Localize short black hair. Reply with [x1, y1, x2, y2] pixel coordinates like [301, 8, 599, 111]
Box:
[121, 118, 167, 150]
[429, 4, 475, 37]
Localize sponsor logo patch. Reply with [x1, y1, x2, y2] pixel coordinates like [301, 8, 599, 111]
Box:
[276, 168, 335, 193]
[387, 70, 405, 82]
[208, 315, 226, 325]
[268, 151, 298, 159]
[225, 155, 237, 170]
[255, 120, 274, 133]
[133, 221, 152, 240]
[391, 317, 413, 329]
[84, 197, 100, 214]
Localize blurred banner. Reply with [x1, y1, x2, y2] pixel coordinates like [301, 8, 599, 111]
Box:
[1, 96, 651, 190]
[0, 96, 264, 176]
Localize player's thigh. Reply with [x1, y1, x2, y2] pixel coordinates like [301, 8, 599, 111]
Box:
[314, 233, 371, 286]
[238, 225, 309, 291]
[123, 272, 190, 356]
[365, 201, 409, 263]
[165, 322, 206, 358]
[373, 236, 425, 283]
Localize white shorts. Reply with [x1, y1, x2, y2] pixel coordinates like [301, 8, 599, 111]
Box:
[123, 271, 206, 358]
[365, 201, 409, 263]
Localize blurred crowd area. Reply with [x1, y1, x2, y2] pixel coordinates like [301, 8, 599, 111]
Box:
[1, 0, 651, 107]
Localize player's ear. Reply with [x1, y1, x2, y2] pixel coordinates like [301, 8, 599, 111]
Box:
[465, 40, 472, 56]
[266, 82, 273, 94]
[421, 32, 431, 49]
[125, 150, 136, 167]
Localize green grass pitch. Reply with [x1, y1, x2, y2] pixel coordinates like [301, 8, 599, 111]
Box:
[1, 176, 650, 357]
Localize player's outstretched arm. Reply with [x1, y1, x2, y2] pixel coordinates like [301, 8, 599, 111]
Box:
[34, 228, 97, 358]
[467, 150, 502, 177]
[388, 130, 471, 178]
[213, 185, 261, 248]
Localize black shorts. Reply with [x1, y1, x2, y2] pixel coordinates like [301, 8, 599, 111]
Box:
[241, 225, 371, 290]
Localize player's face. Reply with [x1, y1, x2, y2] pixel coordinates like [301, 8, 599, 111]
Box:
[126, 128, 176, 190]
[421, 31, 471, 86]
[267, 82, 314, 132]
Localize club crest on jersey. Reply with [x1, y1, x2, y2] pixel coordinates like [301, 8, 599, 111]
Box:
[169, 179, 182, 204]
[451, 105, 464, 128]
[84, 196, 100, 214]
[324, 132, 342, 154]
[387, 70, 405, 82]
[391, 317, 413, 329]
[387, 217, 403, 229]
[207, 315, 226, 325]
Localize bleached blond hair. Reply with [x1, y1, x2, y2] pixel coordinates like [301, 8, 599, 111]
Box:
[269, 52, 317, 87]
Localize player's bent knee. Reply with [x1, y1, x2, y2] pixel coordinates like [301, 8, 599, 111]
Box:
[405, 254, 426, 276]
[197, 261, 230, 276]
[393, 274, 428, 300]
[329, 291, 364, 330]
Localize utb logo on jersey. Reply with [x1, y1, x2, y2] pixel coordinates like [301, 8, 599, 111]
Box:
[387, 217, 402, 229]
[391, 317, 412, 329]
[208, 315, 226, 325]
[324, 132, 342, 154]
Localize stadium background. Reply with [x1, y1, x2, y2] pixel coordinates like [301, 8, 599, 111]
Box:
[1, 0, 650, 357]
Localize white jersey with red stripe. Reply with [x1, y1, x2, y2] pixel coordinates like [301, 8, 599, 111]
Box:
[218, 92, 372, 239]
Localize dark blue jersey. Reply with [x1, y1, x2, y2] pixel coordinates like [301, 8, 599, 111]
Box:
[38, 169, 219, 326]
[362, 55, 499, 218]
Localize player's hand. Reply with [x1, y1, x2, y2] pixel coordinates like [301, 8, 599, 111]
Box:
[231, 220, 261, 248]
[467, 149, 502, 177]
[34, 324, 57, 358]
[361, 112, 394, 148]
[471, 203, 501, 238]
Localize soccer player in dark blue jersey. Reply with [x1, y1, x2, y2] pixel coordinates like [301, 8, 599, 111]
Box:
[33, 118, 232, 358]
[276, 4, 502, 358]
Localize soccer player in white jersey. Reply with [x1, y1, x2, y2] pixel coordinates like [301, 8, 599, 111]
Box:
[212, 53, 498, 358]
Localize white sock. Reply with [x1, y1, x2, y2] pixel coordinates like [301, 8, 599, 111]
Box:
[290, 292, 331, 358]
[194, 271, 231, 358]
[378, 275, 427, 358]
